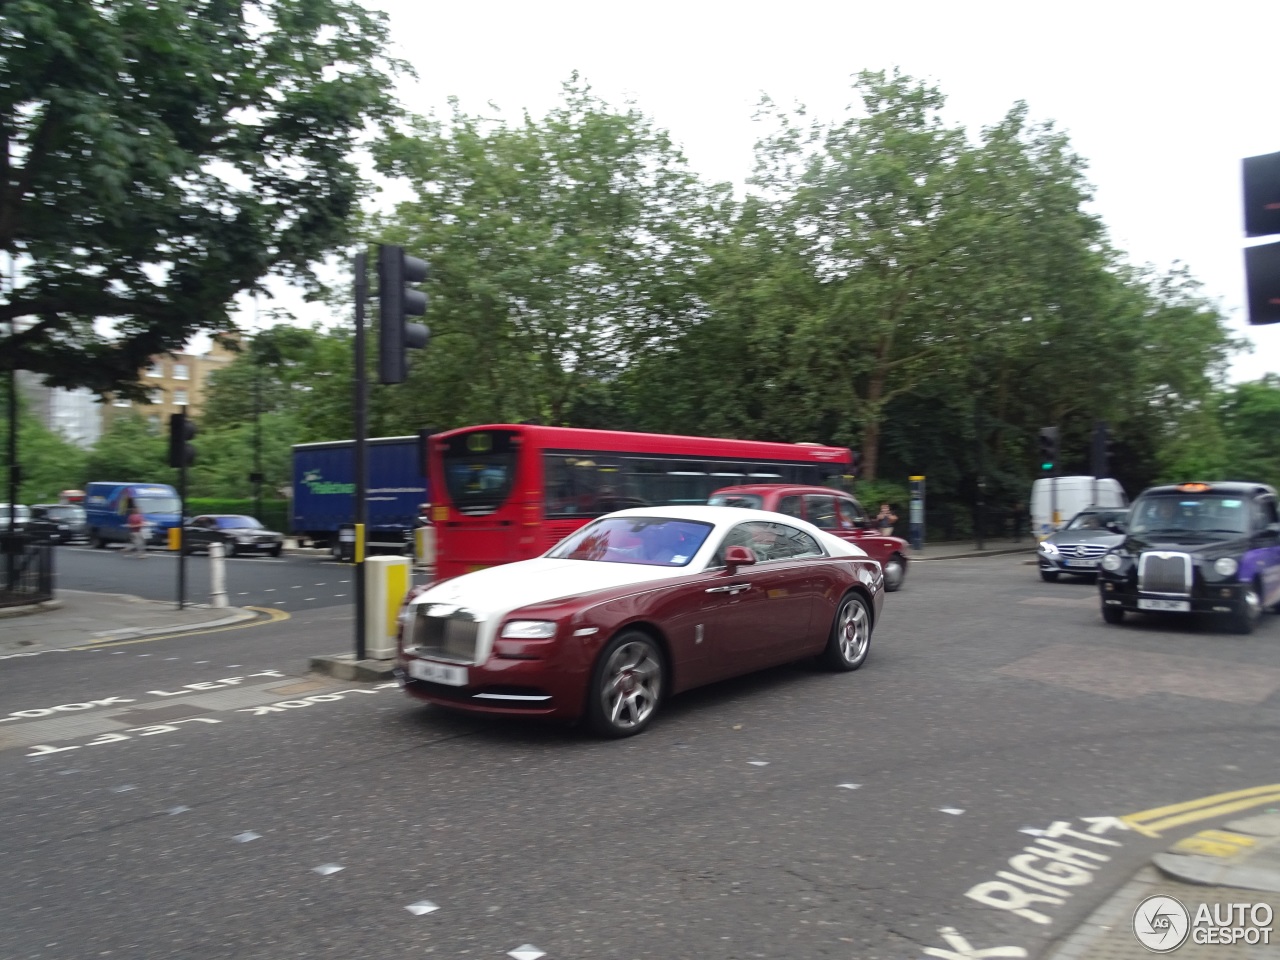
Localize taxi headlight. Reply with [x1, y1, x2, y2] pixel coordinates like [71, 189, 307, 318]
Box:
[1101, 553, 1124, 572]
[1039, 541, 1059, 556]
[501, 620, 557, 639]
[1213, 557, 1238, 578]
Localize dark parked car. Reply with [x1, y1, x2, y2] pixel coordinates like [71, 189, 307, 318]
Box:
[708, 484, 910, 591]
[26, 503, 89, 545]
[1036, 507, 1128, 582]
[183, 515, 284, 557]
[1097, 481, 1280, 634]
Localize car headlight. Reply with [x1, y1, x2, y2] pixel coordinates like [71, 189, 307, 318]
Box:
[1101, 553, 1124, 572]
[501, 620, 557, 639]
[1213, 557, 1239, 578]
[1039, 541, 1059, 556]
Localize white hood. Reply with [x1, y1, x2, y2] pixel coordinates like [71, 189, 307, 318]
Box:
[411, 557, 689, 662]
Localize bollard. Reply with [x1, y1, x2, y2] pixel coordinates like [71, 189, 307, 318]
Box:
[415, 524, 436, 568]
[364, 555, 411, 659]
[209, 542, 228, 608]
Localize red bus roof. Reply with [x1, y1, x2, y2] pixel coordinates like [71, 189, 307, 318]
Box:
[433, 424, 851, 463]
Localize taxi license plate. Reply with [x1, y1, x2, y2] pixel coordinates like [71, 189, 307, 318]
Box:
[409, 660, 468, 686]
[1138, 598, 1191, 612]
[1065, 558, 1096, 568]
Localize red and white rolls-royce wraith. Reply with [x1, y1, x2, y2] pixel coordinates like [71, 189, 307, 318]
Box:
[397, 506, 885, 737]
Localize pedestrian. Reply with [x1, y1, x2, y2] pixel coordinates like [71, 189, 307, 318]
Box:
[125, 504, 147, 558]
[875, 502, 897, 536]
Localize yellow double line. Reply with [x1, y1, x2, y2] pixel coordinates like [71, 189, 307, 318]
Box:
[1123, 783, 1280, 837]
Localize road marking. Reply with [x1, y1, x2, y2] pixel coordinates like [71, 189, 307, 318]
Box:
[71, 607, 290, 649]
[1122, 783, 1280, 836]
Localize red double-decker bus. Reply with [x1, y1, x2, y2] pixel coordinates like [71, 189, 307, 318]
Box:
[427, 423, 855, 579]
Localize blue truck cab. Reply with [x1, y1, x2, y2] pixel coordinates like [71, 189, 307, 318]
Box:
[85, 482, 182, 549]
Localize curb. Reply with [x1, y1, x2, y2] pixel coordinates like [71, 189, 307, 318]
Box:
[309, 652, 398, 682]
[82, 606, 260, 644]
[0, 598, 65, 620]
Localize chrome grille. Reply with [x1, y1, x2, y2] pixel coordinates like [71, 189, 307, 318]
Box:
[1060, 543, 1108, 559]
[410, 608, 480, 663]
[1138, 552, 1192, 596]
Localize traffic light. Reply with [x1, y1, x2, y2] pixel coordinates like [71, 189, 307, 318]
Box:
[849, 450, 863, 478]
[168, 412, 197, 468]
[1091, 420, 1110, 478]
[1242, 151, 1280, 325]
[1037, 426, 1059, 473]
[377, 244, 430, 383]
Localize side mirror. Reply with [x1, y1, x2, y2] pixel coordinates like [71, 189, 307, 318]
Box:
[724, 545, 756, 575]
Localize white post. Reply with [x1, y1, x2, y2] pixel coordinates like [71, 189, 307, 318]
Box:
[415, 524, 436, 568]
[364, 555, 411, 660]
[209, 542, 228, 608]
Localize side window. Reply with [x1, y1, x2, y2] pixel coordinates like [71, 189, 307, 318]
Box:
[767, 522, 823, 559]
[1256, 497, 1279, 532]
[834, 498, 862, 530]
[804, 494, 839, 531]
[712, 522, 759, 566]
[777, 496, 802, 519]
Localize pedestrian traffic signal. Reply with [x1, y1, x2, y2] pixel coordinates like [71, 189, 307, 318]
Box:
[850, 450, 863, 479]
[168, 412, 197, 468]
[1037, 426, 1059, 472]
[377, 244, 430, 384]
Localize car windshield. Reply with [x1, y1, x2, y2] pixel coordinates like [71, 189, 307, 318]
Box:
[49, 506, 86, 521]
[1, 504, 31, 522]
[215, 516, 262, 529]
[1065, 510, 1126, 531]
[136, 496, 181, 514]
[707, 493, 764, 509]
[548, 516, 714, 567]
[1128, 495, 1250, 536]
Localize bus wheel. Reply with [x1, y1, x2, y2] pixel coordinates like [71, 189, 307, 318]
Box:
[587, 631, 665, 738]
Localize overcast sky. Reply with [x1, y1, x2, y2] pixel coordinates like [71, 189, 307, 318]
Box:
[270, 0, 1279, 382]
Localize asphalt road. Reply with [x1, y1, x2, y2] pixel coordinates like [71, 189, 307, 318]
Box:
[51, 543, 421, 611]
[2, 555, 1278, 960]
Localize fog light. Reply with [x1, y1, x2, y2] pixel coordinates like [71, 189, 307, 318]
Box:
[1221, 588, 1231, 598]
[1103, 582, 1114, 592]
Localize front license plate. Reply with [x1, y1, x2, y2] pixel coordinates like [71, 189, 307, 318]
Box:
[408, 659, 468, 686]
[1138, 598, 1191, 612]
[1065, 558, 1097, 568]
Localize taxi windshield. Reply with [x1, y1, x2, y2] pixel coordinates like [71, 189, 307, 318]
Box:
[548, 517, 713, 567]
[1128, 495, 1249, 536]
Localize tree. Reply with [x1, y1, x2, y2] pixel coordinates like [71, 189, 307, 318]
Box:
[83, 413, 172, 484]
[368, 75, 714, 431]
[0, 0, 406, 397]
[0, 398, 88, 502]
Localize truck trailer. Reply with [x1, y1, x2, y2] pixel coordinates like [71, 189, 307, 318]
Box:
[291, 436, 428, 555]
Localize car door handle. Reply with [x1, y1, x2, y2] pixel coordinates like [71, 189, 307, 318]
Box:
[705, 584, 750, 595]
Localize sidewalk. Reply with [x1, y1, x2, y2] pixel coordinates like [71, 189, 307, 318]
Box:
[910, 536, 1033, 560]
[1048, 812, 1280, 958]
[0, 589, 256, 656]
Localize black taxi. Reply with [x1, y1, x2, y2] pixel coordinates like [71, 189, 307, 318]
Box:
[1097, 481, 1280, 634]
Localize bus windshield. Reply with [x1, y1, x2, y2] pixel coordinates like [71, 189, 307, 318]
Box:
[440, 429, 518, 516]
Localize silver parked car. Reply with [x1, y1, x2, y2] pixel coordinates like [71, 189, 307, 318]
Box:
[1037, 507, 1129, 582]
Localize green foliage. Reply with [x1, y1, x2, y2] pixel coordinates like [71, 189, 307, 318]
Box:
[0, 399, 89, 502]
[83, 413, 173, 484]
[0, 0, 406, 398]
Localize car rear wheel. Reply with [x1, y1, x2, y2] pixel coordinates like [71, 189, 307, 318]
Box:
[1040, 570, 1059, 583]
[1101, 604, 1125, 625]
[270, 544, 282, 558]
[882, 553, 906, 592]
[587, 631, 665, 738]
[90, 531, 106, 549]
[1228, 581, 1262, 635]
[821, 592, 871, 671]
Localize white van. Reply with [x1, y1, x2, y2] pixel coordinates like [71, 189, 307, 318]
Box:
[1030, 476, 1127, 539]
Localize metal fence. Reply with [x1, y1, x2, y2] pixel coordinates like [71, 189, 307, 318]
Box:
[0, 535, 55, 608]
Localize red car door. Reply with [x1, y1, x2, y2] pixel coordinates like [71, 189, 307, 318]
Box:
[701, 521, 821, 675]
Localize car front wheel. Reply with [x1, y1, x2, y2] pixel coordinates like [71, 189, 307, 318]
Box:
[1040, 569, 1059, 583]
[1101, 603, 1125, 625]
[821, 592, 871, 671]
[1229, 581, 1262, 635]
[587, 631, 665, 738]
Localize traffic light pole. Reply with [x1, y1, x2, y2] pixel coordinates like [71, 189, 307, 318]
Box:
[353, 251, 368, 661]
[177, 458, 187, 610]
